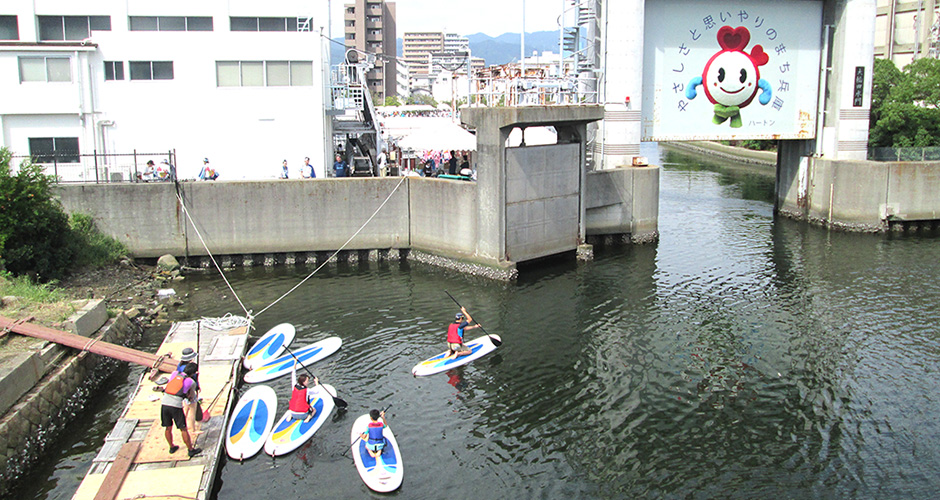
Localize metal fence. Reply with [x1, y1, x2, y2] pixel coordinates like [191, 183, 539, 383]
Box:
[10, 150, 177, 183]
[469, 75, 599, 107]
[869, 147, 940, 162]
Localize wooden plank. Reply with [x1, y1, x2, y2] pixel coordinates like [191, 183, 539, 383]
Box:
[135, 420, 202, 464]
[104, 419, 138, 442]
[92, 440, 141, 500]
[92, 440, 124, 463]
[74, 465, 203, 500]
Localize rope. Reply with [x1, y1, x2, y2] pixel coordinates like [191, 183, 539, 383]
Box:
[253, 176, 407, 319]
[174, 190, 252, 320]
[199, 313, 250, 331]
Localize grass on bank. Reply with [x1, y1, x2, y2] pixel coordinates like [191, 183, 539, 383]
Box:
[0, 271, 76, 325]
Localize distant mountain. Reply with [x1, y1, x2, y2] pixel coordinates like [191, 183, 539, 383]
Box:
[468, 30, 561, 66]
[332, 30, 561, 68]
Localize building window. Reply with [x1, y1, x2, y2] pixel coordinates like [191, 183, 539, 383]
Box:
[129, 16, 213, 31]
[216, 61, 312, 87]
[19, 56, 71, 83]
[38, 16, 110, 41]
[0, 15, 18, 40]
[29, 137, 80, 164]
[230, 17, 298, 32]
[129, 61, 173, 80]
[104, 61, 124, 80]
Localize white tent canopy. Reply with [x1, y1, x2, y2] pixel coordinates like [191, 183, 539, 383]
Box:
[385, 117, 477, 151]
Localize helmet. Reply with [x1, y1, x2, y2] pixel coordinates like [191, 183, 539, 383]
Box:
[455, 312, 464, 320]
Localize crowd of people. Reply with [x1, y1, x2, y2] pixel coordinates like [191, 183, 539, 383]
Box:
[377, 109, 453, 118]
[413, 149, 473, 179]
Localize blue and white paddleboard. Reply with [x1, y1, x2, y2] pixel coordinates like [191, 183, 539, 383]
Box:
[243, 337, 342, 383]
[225, 385, 277, 460]
[411, 334, 502, 377]
[351, 414, 403, 492]
[263, 384, 336, 457]
[243, 323, 295, 370]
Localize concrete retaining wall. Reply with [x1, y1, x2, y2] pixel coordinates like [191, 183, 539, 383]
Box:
[665, 141, 777, 167]
[57, 178, 412, 257]
[776, 157, 940, 230]
[0, 314, 141, 496]
[408, 178, 479, 259]
[586, 166, 660, 242]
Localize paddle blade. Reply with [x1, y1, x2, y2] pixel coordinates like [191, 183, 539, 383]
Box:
[489, 336, 502, 347]
[333, 396, 348, 409]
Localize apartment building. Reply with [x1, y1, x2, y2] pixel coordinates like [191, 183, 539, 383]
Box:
[402, 32, 443, 74]
[876, 0, 939, 66]
[0, 0, 332, 181]
[343, 0, 397, 100]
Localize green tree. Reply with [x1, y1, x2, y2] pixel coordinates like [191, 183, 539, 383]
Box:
[0, 148, 74, 281]
[406, 93, 438, 107]
[384, 95, 402, 106]
[869, 57, 940, 148]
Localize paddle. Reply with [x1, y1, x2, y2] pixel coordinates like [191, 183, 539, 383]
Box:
[283, 345, 348, 409]
[345, 404, 392, 456]
[444, 291, 502, 347]
[199, 379, 231, 423]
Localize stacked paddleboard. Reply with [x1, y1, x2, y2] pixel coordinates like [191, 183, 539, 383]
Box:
[225, 385, 277, 460]
[244, 337, 343, 383]
[350, 414, 403, 492]
[243, 323, 295, 370]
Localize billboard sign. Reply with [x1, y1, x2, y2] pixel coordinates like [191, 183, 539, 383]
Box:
[642, 0, 823, 141]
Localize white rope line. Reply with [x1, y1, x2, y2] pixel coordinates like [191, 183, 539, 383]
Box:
[253, 176, 407, 319]
[174, 190, 252, 320]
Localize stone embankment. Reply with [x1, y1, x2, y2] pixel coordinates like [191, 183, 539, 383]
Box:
[0, 254, 189, 496]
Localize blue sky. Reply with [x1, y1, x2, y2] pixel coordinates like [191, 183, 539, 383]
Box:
[329, 0, 563, 38]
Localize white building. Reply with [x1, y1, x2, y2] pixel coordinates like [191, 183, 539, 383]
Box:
[0, 0, 332, 181]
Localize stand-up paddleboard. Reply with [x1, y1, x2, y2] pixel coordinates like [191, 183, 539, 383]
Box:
[350, 414, 403, 492]
[263, 384, 336, 456]
[225, 385, 277, 460]
[244, 337, 342, 383]
[243, 323, 295, 370]
[411, 334, 502, 377]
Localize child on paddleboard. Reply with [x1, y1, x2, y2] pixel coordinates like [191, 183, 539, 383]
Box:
[446, 307, 481, 360]
[289, 361, 320, 422]
[359, 409, 388, 458]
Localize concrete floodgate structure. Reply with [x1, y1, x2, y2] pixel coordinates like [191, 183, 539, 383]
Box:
[56, 106, 660, 280]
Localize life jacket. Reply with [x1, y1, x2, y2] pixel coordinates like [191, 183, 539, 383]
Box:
[367, 421, 385, 444]
[447, 323, 462, 344]
[161, 374, 190, 407]
[289, 384, 310, 413]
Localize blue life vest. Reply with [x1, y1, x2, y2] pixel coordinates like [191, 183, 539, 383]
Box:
[367, 422, 385, 444]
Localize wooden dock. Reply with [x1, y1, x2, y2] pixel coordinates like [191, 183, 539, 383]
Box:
[72, 319, 249, 500]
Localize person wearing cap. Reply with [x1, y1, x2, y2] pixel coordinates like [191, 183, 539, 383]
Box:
[198, 158, 218, 181]
[279, 159, 289, 179]
[160, 363, 202, 458]
[168, 348, 200, 432]
[445, 306, 480, 360]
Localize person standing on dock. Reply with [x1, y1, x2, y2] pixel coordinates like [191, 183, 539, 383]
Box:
[173, 348, 200, 433]
[160, 363, 202, 458]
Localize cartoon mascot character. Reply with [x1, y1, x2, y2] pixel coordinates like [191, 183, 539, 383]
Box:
[686, 26, 772, 128]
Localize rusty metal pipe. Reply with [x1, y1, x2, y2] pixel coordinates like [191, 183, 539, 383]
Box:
[0, 315, 179, 372]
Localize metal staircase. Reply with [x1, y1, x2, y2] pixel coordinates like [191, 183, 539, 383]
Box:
[328, 56, 382, 176]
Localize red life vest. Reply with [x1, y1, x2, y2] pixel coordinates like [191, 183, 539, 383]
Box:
[289, 384, 310, 412]
[447, 323, 462, 343]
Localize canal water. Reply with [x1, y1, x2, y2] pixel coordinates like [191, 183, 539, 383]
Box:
[17, 143, 940, 499]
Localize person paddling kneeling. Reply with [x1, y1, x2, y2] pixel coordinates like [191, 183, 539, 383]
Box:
[359, 409, 388, 458]
[289, 361, 319, 423]
[446, 306, 481, 360]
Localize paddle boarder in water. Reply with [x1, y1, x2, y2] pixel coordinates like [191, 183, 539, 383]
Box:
[358, 409, 388, 458]
[289, 361, 320, 422]
[445, 307, 481, 360]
